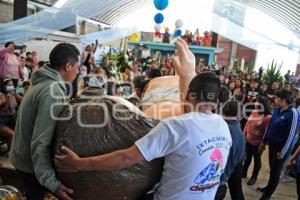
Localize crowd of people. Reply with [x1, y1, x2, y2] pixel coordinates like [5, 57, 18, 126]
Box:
[0, 39, 300, 200]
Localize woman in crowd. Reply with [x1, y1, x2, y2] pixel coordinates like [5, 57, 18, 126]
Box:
[233, 79, 244, 102]
[258, 89, 299, 200]
[3, 79, 22, 104]
[82, 45, 97, 74]
[121, 66, 133, 82]
[0, 78, 20, 151]
[0, 92, 14, 151]
[0, 42, 24, 87]
[243, 96, 272, 185]
[259, 82, 268, 97]
[132, 61, 142, 77]
[228, 80, 236, 99]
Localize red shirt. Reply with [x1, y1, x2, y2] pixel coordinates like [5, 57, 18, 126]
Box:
[244, 111, 272, 146]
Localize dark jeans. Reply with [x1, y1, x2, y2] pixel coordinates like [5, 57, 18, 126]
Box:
[263, 146, 288, 198]
[17, 170, 49, 200]
[11, 78, 19, 88]
[243, 142, 262, 178]
[297, 173, 300, 200]
[215, 162, 245, 200]
[215, 184, 227, 200]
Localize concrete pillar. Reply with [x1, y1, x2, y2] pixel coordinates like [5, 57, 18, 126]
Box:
[211, 32, 218, 48]
[13, 0, 27, 20]
[296, 53, 300, 76]
[229, 42, 238, 69]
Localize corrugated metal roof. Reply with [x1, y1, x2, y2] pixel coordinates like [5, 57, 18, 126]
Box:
[91, 0, 300, 39]
[31, 0, 59, 6]
[234, 0, 300, 38]
[32, 0, 300, 37]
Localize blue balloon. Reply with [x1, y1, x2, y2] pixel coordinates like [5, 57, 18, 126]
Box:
[175, 29, 182, 37]
[154, 13, 164, 24]
[154, 0, 169, 10]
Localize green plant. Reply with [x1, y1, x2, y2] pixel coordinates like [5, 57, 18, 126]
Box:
[245, 60, 255, 75]
[262, 59, 284, 86]
[232, 60, 241, 74]
[109, 51, 128, 73]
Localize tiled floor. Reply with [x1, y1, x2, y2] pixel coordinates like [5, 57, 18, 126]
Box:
[226, 147, 297, 200]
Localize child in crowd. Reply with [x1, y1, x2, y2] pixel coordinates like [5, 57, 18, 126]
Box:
[215, 100, 246, 200]
[243, 96, 272, 185]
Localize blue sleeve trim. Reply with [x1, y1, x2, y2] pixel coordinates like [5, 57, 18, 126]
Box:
[281, 108, 298, 156]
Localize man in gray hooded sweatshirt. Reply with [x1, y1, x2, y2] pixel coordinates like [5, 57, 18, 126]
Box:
[9, 43, 80, 200]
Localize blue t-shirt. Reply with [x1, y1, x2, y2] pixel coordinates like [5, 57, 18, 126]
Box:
[220, 120, 246, 182]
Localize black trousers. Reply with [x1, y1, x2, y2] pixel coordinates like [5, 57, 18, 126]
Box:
[297, 173, 300, 200]
[215, 162, 245, 200]
[263, 146, 288, 198]
[17, 170, 49, 200]
[243, 142, 262, 178]
[11, 78, 19, 88]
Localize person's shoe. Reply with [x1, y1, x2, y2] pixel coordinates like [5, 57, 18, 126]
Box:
[247, 177, 257, 185]
[279, 176, 292, 183]
[257, 187, 267, 193]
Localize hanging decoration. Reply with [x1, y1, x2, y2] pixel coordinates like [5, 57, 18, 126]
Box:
[153, 24, 163, 42]
[173, 19, 184, 39]
[153, 0, 169, 11]
[162, 27, 170, 43]
[153, 0, 169, 43]
[154, 13, 164, 24]
[173, 29, 182, 38]
[175, 19, 184, 29]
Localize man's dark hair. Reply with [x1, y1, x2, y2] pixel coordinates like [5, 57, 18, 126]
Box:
[222, 100, 240, 117]
[2, 78, 12, 94]
[5, 41, 14, 47]
[26, 52, 32, 57]
[148, 69, 161, 79]
[49, 43, 80, 70]
[188, 72, 220, 103]
[22, 81, 31, 87]
[219, 85, 230, 104]
[275, 89, 294, 104]
[133, 75, 146, 89]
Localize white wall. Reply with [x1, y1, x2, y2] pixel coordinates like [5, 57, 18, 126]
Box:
[23, 39, 83, 61]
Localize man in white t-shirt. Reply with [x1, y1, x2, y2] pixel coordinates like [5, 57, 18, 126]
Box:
[54, 39, 232, 200]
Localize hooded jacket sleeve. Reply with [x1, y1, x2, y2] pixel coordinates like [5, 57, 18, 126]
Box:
[31, 86, 67, 193]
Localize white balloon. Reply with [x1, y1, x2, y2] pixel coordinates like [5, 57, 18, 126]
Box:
[175, 19, 184, 28]
[154, 24, 162, 32]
